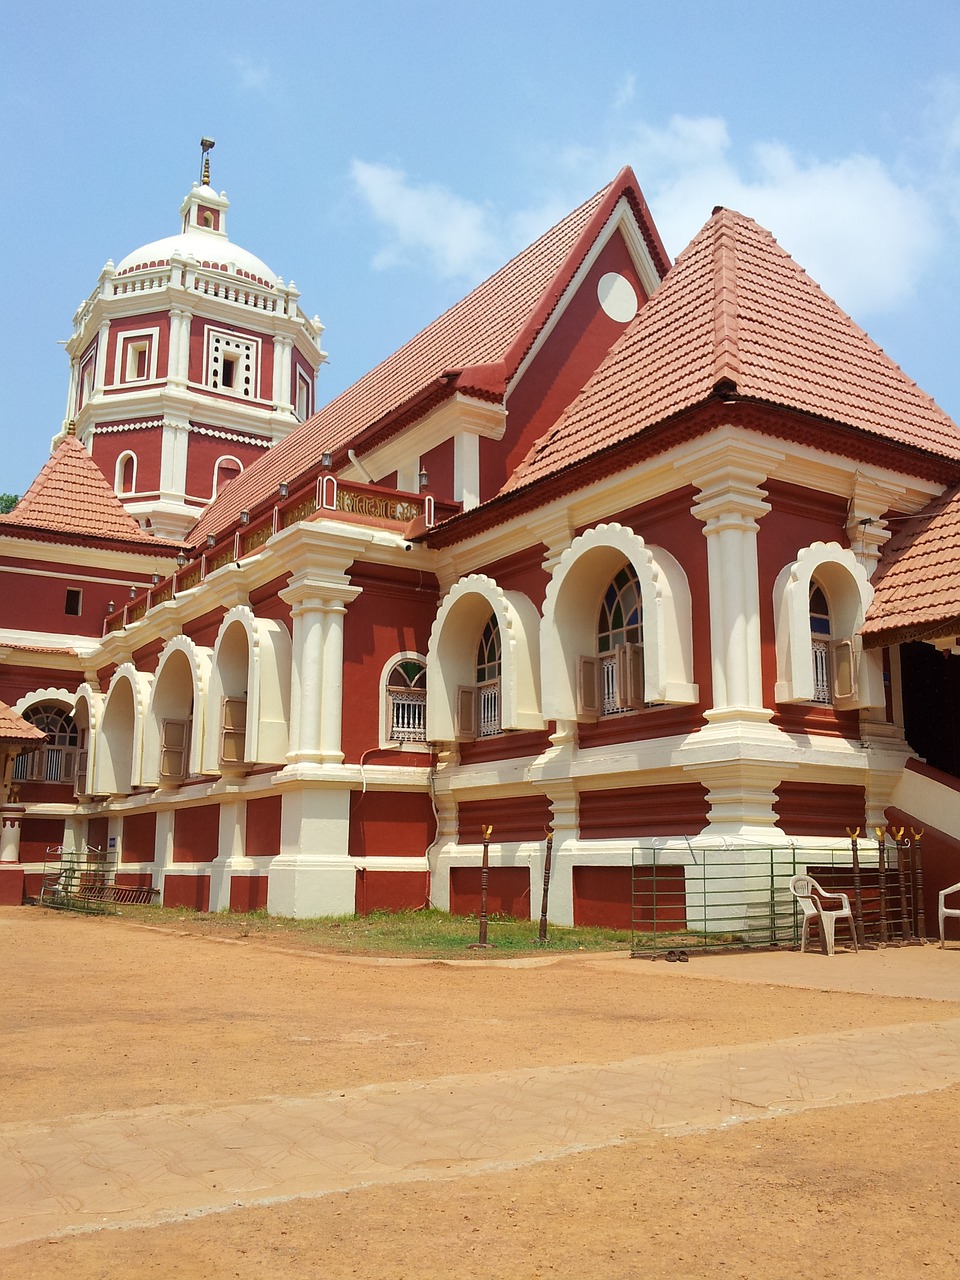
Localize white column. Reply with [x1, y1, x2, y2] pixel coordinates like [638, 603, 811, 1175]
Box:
[273, 335, 294, 411]
[280, 572, 362, 770]
[692, 473, 771, 723]
[64, 359, 79, 426]
[0, 805, 24, 863]
[168, 307, 192, 387]
[454, 432, 480, 510]
[93, 319, 111, 394]
[159, 417, 190, 501]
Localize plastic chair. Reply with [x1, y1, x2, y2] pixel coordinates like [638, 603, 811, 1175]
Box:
[789, 874, 859, 956]
[939, 882, 960, 948]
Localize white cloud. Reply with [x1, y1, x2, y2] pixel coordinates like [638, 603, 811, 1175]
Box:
[350, 161, 503, 281]
[351, 112, 947, 320]
[555, 114, 939, 316]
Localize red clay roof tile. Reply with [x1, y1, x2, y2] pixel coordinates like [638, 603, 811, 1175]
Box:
[862, 485, 960, 645]
[189, 169, 669, 544]
[0, 701, 46, 744]
[503, 208, 960, 494]
[0, 437, 175, 548]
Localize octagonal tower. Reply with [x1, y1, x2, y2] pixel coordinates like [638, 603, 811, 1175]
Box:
[58, 158, 327, 539]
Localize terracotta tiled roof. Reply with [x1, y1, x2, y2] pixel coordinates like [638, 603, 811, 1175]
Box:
[0, 437, 176, 547]
[503, 207, 960, 494]
[0, 701, 45, 745]
[862, 485, 960, 646]
[189, 168, 669, 543]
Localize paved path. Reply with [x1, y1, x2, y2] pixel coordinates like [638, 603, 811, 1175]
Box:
[4, 1016, 960, 1249]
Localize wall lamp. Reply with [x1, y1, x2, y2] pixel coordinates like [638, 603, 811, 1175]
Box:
[239, 510, 250, 525]
[151, 574, 161, 586]
[320, 452, 333, 470]
[176, 552, 188, 568]
[278, 481, 290, 498]
[206, 534, 216, 548]
[418, 467, 429, 493]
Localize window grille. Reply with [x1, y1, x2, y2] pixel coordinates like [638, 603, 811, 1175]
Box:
[12, 705, 79, 784]
[809, 584, 832, 705]
[475, 618, 502, 737]
[477, 680, 501, 737]
[386, 660, 427, 743]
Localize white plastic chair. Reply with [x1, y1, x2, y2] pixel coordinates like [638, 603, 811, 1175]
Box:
[939, 882, 960, 948]
[790, 874, 859, 956]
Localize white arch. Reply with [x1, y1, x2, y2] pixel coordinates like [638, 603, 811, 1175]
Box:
[773, 541, 883, 708]
[115, 450, 138, 495]
[202, 605, 292, 771]
[94, 664, 153, 796]
[379, 650, 428, 750]
[12, 687, 76, 717]
[427, 574, 542, 741]
[71, 684, 103, 798]
[541, 523, 698, 720]
[212, 454, 243, 498]
[143, 636, 212, 785]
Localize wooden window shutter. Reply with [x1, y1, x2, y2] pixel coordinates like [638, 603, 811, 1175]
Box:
[456, 686, 477, 742]
[576, 655, 601, 721]
[831, 638, 858, 708]
[75, 749, 88, 796]
[160, 718, 189, 781]
[616, 642, 644, 710]
[220, 697, 247, 764]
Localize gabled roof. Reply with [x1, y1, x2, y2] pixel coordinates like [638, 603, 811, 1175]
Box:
[189, 167, 669, 543]
[503, 207, 960, 494]
[862, 485, 960, 647]
[0, 701, 45, 746]
[0, 437, 177, 549]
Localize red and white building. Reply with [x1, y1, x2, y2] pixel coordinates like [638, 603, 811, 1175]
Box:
[1, 162, 959, 925]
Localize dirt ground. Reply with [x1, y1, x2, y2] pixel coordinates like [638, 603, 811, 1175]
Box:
[2, 905, 960, 1279]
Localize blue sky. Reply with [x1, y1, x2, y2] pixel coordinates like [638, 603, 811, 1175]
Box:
[2, 1, 960, 496]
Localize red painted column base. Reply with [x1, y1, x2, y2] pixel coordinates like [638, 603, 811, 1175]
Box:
[0, 865, 25, 906]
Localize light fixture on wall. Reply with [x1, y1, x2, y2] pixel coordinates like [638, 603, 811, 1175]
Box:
[151, 574, 161, 585]
[321, 452, 332, 470]
[129, 586, 137, 600]
[106, 600, 115, 614]
[418, 467, 429, 493]
[206, 534, 216, 548]
[239, 511, 250, 525]
[176, 552, 188, 568]
[278, 481, 289, 498]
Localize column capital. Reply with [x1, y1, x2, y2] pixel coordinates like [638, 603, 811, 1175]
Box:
[280, 571, 362, 610]
[691, 471, 771, 528]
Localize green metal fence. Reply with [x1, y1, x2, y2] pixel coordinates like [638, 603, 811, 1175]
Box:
[629, 837, 924, 957]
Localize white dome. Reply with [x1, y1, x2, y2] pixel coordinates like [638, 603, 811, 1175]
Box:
[115, 227, 276, 286]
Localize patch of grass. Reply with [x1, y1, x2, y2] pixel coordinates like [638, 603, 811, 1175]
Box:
[104, 903, 636, 957]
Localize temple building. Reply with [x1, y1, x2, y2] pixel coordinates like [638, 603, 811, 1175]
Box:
[1, 152, 958, 926]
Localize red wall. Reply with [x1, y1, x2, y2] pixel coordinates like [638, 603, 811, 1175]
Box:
[122, 811, 157, 863]
[457, 794, 552, 844]
[348, 790, 435, 857]
[341, 562, 439, 763]
[419, 437, 456, 505]
[355, 869, 430, 914]
[774, 783, 867, 837]
[185, 429, 270, 505]
[103, 311, 169, 387]
[485, 230, 649, 498]
[90, 424, 162, 496]
[573, 865, 686, 930]
[163, 874, 210, 910]
[474, 544, 550, 609]
[19, 817, 65, 861]
[246, 795, 282, 857]
[449, 866, 531, 919]
[579, 783, 709, 839]
[173, 804, 219, 863]
[0, 557, 149, 639]
[230, 875, 269, 912]
[86, 816, 109, 850]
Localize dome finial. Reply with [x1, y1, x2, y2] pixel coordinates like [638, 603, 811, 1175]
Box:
[200, 136, 215, 186]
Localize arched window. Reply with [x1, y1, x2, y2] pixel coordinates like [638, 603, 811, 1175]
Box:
[117, 452, 136, 495]
[809, 584, 832, 704]
[386, 659, 427, 743]
[808, 581, 857, 706]
[578, 563, 644, 716]
[13, 705, 80, 784]
[213, 456, 242, 496]
[473, 616, 501, 737]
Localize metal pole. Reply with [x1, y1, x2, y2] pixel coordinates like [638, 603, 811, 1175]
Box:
[846, 827, 867, 949]
[912, 827, 927, 942]
[874, 826, 889, 946]
[538, 829, 554, 945]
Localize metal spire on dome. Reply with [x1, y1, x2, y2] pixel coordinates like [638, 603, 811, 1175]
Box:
[199, 137, 215, 186]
